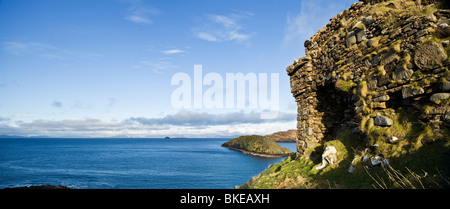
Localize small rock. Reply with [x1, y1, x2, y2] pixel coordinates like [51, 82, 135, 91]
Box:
[443, 40, 450, 48]
[355, 28, 367, 43]
[367, 39, 376, 47]
[304, 39, 312, 47]
[430, 93, 450, 104]
[374, 115, 393, 127]
[380, 50, 397, 65]
[371, 155, 389, 166]
[305, 128, 313, 136]
[389, 136, 399, 143]
[373, 95, 390, 102]
[355, 106, 364, 114]
[394, 65, 414, 81]
[402, 85, 425, 98]
[362, 155, 369, 162]
[425, 14, 437, 23]
[348, 157, 357, 173]
[372, 102, 387, 109]
[444, 112, 450, 122]
[370, 156, 382, 166]
[362, 16, 373, 25]
[346, 31, 356, 48]
[354, 99, 364, 107]
[371, 54, 380, 65]
[439, 23, 449, 28]
[348, 164, 355, 173]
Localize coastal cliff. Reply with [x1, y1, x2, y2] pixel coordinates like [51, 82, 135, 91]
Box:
[241, 0, 450, 189]
[264, 129, 297, 142]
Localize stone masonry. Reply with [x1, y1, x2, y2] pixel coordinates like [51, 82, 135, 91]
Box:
[287, 0, 450, 156]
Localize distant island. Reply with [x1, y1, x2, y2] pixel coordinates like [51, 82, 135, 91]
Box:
[264, 129, 297, 142]
[222, 135, 294, 158]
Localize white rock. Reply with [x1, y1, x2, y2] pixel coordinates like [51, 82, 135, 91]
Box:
[315, 146, 338, 170]
[348, 157, 357, 173]
[362, 155, 369, 162]
[439, 23, 449, 28]
[389, 136, 399, 143]
[371, 156, 383, 166]
[348, 165, 355, 173]
[371, 155, 389, 166]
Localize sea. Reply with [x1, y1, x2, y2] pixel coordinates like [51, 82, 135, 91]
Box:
[0, 138, 296, 189]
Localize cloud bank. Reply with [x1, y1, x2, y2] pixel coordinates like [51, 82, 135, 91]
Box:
[0, 110, 296, 138]
[127, 109, 295, 126]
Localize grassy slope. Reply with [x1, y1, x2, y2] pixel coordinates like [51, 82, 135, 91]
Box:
[239, 108, 450, 189]
[222, 135, 294, 156]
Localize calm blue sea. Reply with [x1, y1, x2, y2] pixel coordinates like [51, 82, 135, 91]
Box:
[0, 138, 296, 189]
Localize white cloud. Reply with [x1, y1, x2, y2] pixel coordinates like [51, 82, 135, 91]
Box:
[192, 12, 253, 43]
[123, 0, 160, 24]
[127, 109, 296, 126]
[126, 15, 152, 24]
[161, 49, 186, 55]
[134, 58, 177, 73]
[0, 41, 102, 60]
[0, 110, 296, 138]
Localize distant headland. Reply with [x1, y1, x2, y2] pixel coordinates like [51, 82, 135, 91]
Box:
[222, 135, 294, 158]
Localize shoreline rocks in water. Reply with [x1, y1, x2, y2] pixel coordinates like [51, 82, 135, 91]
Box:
[222, 135, 294, 158]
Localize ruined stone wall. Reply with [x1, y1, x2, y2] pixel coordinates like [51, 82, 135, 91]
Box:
[287, 0, 450, 155]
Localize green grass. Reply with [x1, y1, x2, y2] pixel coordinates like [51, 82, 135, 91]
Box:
[368, 0, 438, 30]
[335, 80, 356, 92]
[239, 108, 450, 189]
[222, 135, 294, 156]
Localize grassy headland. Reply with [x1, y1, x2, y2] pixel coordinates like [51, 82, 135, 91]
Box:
[222, 135, 294, 158]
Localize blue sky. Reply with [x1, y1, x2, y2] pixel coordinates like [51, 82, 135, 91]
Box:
[0, 0, 356, 137]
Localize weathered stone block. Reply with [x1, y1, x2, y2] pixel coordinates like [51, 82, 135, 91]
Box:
[355, 28, 366, 43]
[414, 41, 448, 70]
[441, 81, 450, 92]
[373, 95, 390, 102]
[372, 102, 387, 109]
[380, 50, 397, 65]
[346, 31, 356, 48]
[374, 115, 393, 126]
[394, 65, 414, 81]
[430, 93, 450, 104]
[402, 85, 425, 98]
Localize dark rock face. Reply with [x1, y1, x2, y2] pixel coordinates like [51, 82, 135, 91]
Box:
[286, 0, 449, 155]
